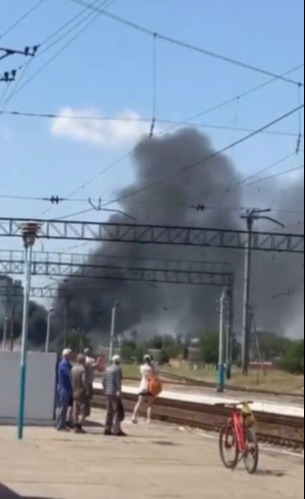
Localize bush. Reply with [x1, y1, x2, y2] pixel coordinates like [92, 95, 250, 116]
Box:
[199, 330, 219, 365]
[279, 340, 304, 374]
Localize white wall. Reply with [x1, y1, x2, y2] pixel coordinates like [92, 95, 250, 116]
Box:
[0, 351, 57, 425]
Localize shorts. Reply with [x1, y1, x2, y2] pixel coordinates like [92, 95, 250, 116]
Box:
[73, 396, 90, 418]
[139, 391, 153, 398]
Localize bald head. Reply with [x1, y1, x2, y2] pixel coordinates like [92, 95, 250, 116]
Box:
[62, 348, 72, 360]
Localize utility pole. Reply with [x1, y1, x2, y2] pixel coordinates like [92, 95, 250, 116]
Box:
[241, 209, 285, 375]
[2, 316, 9, 351]
[63, 299, 69, 350]
[9, 303, 15, 351]
[45, 308, 54, 353]
[217, 287, 227, 393]
[225, 286, 234, 380]
[109, 300, 118, 363]
[18, 222, 39, 440]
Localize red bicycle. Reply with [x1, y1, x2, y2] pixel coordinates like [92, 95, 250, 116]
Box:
[217, 401, 259, 474]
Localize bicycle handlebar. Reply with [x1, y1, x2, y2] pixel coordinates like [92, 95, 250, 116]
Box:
[214, 400, 254, 409]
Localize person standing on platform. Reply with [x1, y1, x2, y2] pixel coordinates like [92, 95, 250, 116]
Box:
[84, 348, 97, 408]
[103, 355, 126, 437]
[55, 348, 72, 431]
[131, 354, 158, 424]
[71, 354, 90, 434]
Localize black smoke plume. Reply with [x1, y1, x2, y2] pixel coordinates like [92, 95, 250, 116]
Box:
[0, 299, 47, 346]
[53, 128, 304, 340]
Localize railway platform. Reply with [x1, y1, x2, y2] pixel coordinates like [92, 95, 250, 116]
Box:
[0, 411, 303, 499]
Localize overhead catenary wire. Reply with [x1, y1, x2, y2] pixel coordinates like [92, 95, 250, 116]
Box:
[0, 0, 115, 118]
[69, 0, 303, 87]
[0, 0, 101, 119]
[46, 163, 304, 222]
[98, 104, 304, 209]
[45, 63, 304, 206]
[14, 0, 115, 98]
[0, 0, 46, 40]
[1, 191, 304, 216]
[149, 32, 157, 138]
[163, 64, 304, 134]
[237, 151, 301, 186]
[296, 83, 303, 154]
[1, 109, 302, 138]
[241, 165, 304, 187]
[30, 105, 304, 223]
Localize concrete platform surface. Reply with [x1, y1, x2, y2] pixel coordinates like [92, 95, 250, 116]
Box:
[0, 413, 304, 499]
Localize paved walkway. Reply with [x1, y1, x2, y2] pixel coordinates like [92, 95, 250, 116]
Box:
[0, 412, 303, 499]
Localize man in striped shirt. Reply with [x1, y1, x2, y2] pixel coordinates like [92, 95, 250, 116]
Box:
[103, 355, 126, 436]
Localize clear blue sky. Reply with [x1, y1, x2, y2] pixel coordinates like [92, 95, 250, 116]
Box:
[0, 0, 304, 259]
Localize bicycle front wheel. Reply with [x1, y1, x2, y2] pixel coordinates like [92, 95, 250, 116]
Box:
[219, 425, 239, 469]
[243, 427, 259, 474]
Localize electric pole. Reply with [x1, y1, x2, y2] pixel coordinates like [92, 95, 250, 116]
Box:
[109, 300, 118, 363]
[241, 209, 285, 375]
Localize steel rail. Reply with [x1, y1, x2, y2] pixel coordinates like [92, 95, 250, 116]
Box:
[92, 390, 304, 449]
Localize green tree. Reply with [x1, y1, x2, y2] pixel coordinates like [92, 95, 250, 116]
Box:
[120, 340, 137, 363]
[199, 330, 219, 364]
[56, 328, 91, 353]
[279, 340, 304, 374]
[256, 331, 290, 360]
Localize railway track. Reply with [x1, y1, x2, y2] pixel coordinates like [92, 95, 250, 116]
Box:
[92, 390, 304, 450]
[137, 370, 304, 399]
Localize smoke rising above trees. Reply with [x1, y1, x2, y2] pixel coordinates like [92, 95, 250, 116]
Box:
[52, 128, 304, 340]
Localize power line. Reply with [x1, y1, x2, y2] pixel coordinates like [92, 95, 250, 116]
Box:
[69, 0, 303, 87]
[237, 152, 301, 186]
[0, 1, 105, 117]
[0, 0, 46, 40]
[242, 165, 303, 187]
[14, 0, 115, 97]
[1, 108, 302, 138]
[164, 64, 304, 133]
[0, 0, 115, 116]
[52, 63, 304, 205]
[0, 192, 303, 216]
[99, 104, 304, 208]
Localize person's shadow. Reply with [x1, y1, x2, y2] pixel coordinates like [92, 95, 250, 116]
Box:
[0, 484, 59, 499]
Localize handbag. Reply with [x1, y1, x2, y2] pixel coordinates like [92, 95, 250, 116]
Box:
[148, 376, 163, 397]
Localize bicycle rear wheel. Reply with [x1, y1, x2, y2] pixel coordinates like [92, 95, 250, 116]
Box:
[219, 425, 239, 469]
[243, 427, 259, 474]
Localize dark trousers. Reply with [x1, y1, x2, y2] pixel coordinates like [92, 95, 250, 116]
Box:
[105, 395, 121, 434]
[55, 388, 70, 430]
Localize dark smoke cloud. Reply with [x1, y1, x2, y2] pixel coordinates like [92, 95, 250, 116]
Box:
[0, 299, 47, 345]
[54, 128, 304, 340]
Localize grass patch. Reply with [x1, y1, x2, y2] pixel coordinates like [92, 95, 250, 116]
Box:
[120, 364, 303, 394]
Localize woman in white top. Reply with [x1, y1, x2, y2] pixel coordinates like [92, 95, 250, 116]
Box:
[131, 354, 156, 424]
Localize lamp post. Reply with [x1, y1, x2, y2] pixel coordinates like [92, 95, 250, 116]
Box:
[45, 277, 69, 349]
[2, 316, 9, 351]
[241, 209, 284, 375]
[45, 307, 54, 353]
[109, 300, 118, 363]
[18, 222, 39, 440]
[217, 287, 227, 393]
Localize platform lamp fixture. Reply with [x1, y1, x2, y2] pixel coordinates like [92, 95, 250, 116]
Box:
[18, 222, 40, 440]
[45, 307, 54, 353]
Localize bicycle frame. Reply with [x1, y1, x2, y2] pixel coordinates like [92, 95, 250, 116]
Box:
[230, 409, 246, 453]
